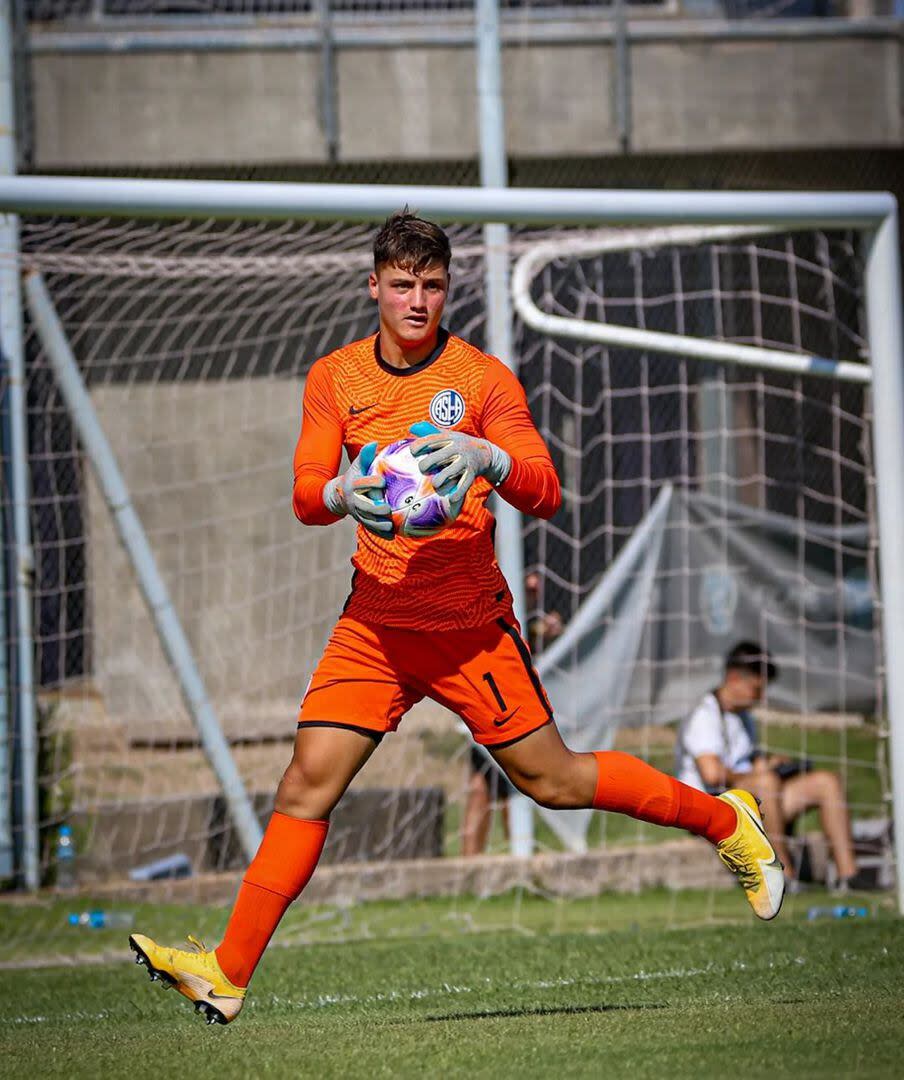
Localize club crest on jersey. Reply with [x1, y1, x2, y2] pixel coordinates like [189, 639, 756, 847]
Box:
[429, 389, 465, 428]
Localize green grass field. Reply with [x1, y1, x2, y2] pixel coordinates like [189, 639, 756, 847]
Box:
[1, 888, 901, 1079]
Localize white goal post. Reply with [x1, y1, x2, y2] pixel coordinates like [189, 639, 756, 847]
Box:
[0, 177, 902, 911]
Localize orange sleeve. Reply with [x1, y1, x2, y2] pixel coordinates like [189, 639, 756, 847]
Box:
[292, 359, 345, 526]
[479, 359, 561, 520]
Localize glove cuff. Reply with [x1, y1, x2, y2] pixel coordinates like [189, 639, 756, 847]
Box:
[322, 477, 348, 517]
[486, 445, 512, 487]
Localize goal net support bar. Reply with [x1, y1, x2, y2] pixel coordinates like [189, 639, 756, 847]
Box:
[511, 226, 874, 386]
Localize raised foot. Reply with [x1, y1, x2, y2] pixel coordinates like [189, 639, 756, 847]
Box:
[716, 788, 785, 921]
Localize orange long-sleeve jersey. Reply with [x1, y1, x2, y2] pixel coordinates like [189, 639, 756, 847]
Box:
[293, 329, 561, 631]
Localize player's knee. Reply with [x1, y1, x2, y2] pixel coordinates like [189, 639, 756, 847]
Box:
[275, 757, 338, 817]
[508, 767, 581, 810]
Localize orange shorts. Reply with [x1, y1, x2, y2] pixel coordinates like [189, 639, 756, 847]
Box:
[298, 614, 553, 747]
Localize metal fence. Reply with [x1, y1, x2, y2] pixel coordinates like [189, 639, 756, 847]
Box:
[23, 0, 864, 24]
[25, 0, 672, 23]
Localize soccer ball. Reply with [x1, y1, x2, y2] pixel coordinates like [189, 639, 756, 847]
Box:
[371, 437, 457, 539]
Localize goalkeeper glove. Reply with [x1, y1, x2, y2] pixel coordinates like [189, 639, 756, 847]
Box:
[322, 442, 393, 537]
[408, 421, 511, 504]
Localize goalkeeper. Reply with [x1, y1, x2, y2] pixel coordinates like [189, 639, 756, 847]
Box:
[130, 211, 785, 1025]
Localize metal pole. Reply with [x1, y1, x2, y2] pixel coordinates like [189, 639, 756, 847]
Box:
[863, 208, 904, 915]
[0, 381, 11, 880]
[25, 272, 264, 864]
[0, 0, 37, 890]
[10, 0, 31, 173]
[613, 0, 632, 153]
[475, 0, 532, 856]
[315, 0, 339, 163]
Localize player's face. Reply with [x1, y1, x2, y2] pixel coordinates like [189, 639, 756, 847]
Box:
[369, 262, 449, 350]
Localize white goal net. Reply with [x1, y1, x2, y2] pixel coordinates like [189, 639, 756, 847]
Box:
[0, 198, 896, 960]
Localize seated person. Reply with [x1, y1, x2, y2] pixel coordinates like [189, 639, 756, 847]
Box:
[676, 641, 873, 891]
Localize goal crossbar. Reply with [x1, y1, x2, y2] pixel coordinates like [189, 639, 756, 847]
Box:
[0, 176, 895, 228]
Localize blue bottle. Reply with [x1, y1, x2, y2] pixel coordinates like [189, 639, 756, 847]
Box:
[806, 905, 869, 921]
[68, 910, 134, 929]
[55, 825, 76, 890]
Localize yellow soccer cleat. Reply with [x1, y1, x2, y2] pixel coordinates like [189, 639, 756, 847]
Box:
[716, 789, 785, 921]
[129, 933, 246, 1025]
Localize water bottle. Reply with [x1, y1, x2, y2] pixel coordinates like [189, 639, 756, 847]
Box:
[806, 905, 869, 921]
[55, 825, 76, 890]
[68, 910, 135, 929]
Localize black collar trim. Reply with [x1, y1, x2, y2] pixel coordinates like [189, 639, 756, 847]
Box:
[375, 327, 450, 377]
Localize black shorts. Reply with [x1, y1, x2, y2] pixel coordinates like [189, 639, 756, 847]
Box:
[469, 746, 514, 801]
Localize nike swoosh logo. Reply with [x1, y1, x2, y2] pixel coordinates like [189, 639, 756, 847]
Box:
[349, 403, 377, 416]
[732, 794, 783, 870]
[208, 990, 243, 1001]
[493, 708, 520, 728]
[740, 799, 771, 843]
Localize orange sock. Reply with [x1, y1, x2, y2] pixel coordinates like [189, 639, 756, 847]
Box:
[215, 812, 328, 988]
[592, 751, 736, 845]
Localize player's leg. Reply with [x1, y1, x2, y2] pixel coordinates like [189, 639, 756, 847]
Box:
[426, 616, 736, 838]
[233, 617, 416, 978]
[492, 723, 783, 918]
[131, 615, 416, 1023]
[214, 723, 379, 988]
[421, 616, 782, 919]
[491, 723, 735, 842]
[129, 724, 377, 1024]
[780, 770, 857, 881]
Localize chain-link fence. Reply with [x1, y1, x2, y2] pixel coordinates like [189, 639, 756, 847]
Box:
[23, 0, 880, 22]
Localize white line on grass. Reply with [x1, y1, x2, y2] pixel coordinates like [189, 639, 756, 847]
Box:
[0, 952, 826, 1027]
[2, 962, 724, 1025]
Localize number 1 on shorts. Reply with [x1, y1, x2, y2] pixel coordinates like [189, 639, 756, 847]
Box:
[482, 671, 508, 711]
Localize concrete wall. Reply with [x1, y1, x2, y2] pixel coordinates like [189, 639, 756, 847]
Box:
[30, 23, 903, 168]
[86, 376, 357, 740]
[35, 52, 328, 167]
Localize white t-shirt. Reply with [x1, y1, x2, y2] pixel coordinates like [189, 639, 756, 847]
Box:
[675, 692, 756, 792]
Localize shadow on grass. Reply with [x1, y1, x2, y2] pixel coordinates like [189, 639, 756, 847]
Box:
[423, 1002, 668, 1022]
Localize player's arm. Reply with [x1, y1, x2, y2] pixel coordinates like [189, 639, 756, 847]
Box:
[292, 359, 345, 525]
[408, 359, 560, 520]
[292, 360, 391, 535]
[478, 361, 561, 519]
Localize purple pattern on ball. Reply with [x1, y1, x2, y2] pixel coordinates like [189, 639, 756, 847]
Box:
[407, 498, 448, 529]
[382, 468, 419, 508]
[375, 437, 451, 536]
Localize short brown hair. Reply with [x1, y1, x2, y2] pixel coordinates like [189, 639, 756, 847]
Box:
[373, 210, 451, 274]
[725, 641, 777, 682]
